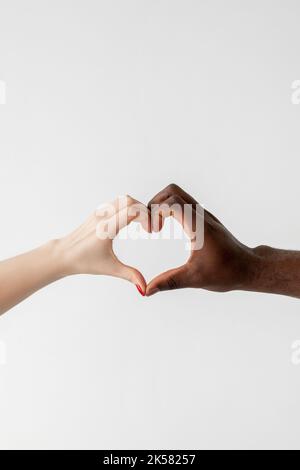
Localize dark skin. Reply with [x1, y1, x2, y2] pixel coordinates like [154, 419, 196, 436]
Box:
[146, 184, 300, 298]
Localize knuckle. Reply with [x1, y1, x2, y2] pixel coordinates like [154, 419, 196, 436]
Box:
[165, 183, 179, 193]
[125, 195, 135, 206]
[147, 197, 157, 208]
[168, 195, 181, 206]
[167, 277, 178, 290]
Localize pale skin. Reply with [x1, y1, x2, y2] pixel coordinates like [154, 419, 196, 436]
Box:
[1, 186, 300, 316]
[0, 196, 148, 316]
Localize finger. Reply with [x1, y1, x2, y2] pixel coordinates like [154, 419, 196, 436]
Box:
[110, 258, 147, 295]
[148, 185, 220, 226]
[97, 198, 150, 238]
[148, 183, 199, 209]
[146, 265, 189, 296]
[150, 194, 199, 239]
[96, 195, 149, 223]
[121, 196, 151, 233]
[114, 202, 150, 235]
[149, 195, 184, 233]
[149, 207, 165, 233]
[148, 193, 186, 233]
[131, 201, 151, 233]
[148, 185, 199, 233]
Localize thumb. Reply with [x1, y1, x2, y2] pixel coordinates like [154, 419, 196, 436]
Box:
[146, 265, 188, 297]
[112, 259, 147, 296]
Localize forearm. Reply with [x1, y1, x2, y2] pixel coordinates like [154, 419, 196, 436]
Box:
[244, 246, 300, 298]
[0, 240, 67, 315]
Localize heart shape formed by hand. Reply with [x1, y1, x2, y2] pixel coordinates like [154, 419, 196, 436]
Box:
[94, 187, 204, 296]
[114, 217, 191, 292]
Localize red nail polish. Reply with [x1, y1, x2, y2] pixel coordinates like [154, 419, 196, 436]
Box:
[136, 284, 145, 296]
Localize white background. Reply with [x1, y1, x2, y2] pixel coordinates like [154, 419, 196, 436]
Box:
[0, 0, 300, 450]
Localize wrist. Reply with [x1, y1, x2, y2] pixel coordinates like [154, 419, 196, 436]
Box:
[47, 238, 75, 278]
[232, 245, 266, 292]
[240, 245, 277, 293]
[244, 247, 263, 292]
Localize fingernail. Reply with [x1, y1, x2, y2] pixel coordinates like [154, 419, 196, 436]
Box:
[136, 284, 145, 296]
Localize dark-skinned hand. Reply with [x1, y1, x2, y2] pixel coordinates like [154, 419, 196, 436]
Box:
[146, 184, 300, 299]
